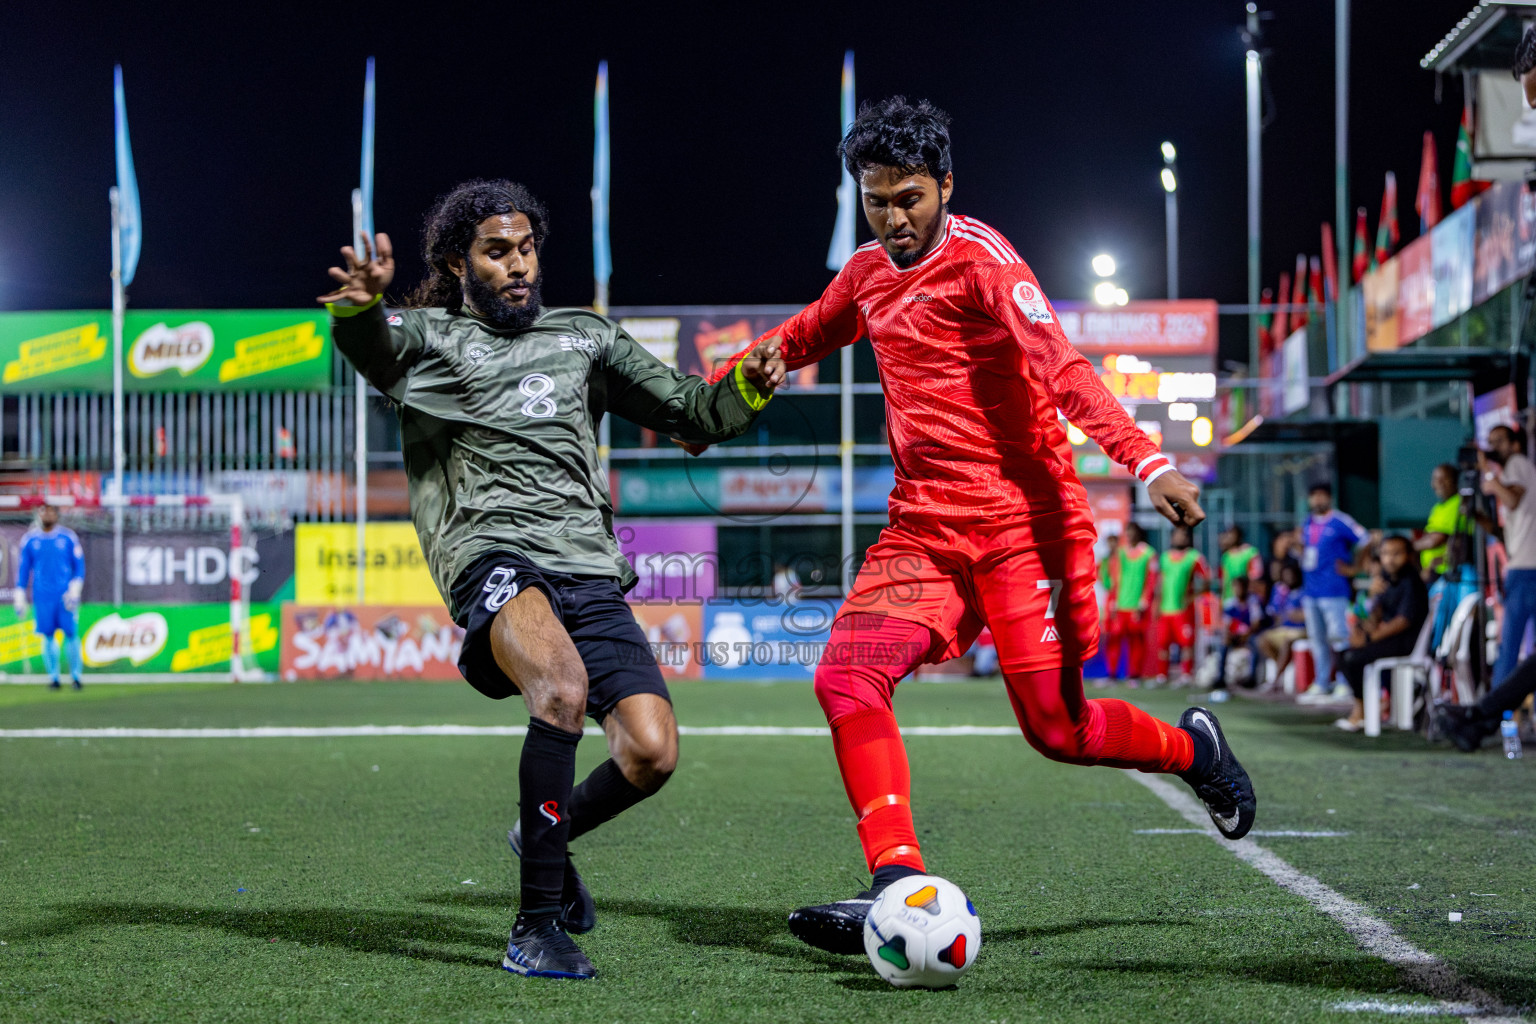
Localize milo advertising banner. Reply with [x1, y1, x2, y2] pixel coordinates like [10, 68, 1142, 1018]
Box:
[0, 602, 281, 675]
[0, 310, 332, 392]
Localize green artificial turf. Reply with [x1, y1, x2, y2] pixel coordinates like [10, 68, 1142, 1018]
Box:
[0, 681, 1530, 1023]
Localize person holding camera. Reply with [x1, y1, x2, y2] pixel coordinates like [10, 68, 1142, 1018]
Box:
[1480, 425, 1536, 686]
[1416, 463, 1473, 583]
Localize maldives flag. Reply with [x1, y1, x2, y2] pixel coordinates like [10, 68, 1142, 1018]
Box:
[1308, 256, 1325, 310]
[1373, 171, 1399, 267]
[1415, 130, 1442, 233]
[1450, 105, 1491, 208]
[1320, 223, 1338, 301]
[1351, 207, 1369, 283]
[1272, 272, 1291, 343]
[1257, 286, 1275, 353]
[1290, 253, 1310, 331]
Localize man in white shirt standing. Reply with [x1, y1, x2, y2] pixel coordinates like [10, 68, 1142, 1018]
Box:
[1482, 424, 1536, 685]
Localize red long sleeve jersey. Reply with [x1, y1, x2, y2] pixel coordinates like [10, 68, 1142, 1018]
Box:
[718, 214, 1170, 521]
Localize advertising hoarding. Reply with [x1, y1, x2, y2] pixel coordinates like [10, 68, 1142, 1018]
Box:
[1397, 235, 1435, 345]
[279, 604, 464, 681]
[1, 602, 280, 674]
[1054, 300, 1218, 356]
[0, 310, 333, 392]
[1431, 204, 1476, 329]
[294, 522, 436, 606]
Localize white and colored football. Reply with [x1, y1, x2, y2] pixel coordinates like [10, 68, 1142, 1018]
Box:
[862, 874, 982, 988]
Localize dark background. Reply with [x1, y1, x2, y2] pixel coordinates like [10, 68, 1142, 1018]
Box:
[0, 1, 1471, 365]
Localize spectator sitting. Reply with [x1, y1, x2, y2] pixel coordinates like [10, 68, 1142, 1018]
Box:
[1333, 535, 1430, 733]
[1269, 529, 1303, 584]
[1255, 563, 1307, 684]
[1415, 463, 1473, 583]
[1216, 576, 1265, 689]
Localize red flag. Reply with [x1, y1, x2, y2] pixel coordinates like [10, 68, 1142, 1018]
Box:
[1415, 130, 1442, 233]
[1308, 256, 1325, 309]
[1373, 171, 1399, 267]
[1290, 254, 1309, 331]
[1351, 207, 1369, 283]
[1320, 224, 1338, 301]
[1257, 286, 1274, 354]
[1451, 105, 1491, 209]
[1272, 272, 1290, 343]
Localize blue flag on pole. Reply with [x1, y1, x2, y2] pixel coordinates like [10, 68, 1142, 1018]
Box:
[359, 57, 377, 255]
[825, 51, 856, 272]
[113, 65, 142, 287]
[592, 61, 612, 293]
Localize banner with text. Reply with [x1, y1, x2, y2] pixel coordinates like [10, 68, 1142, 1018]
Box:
[279, 604, 464, 681]
[0, 602, 280, 674]
[0, 310, 332, 392]
[294, 522, 438, 606]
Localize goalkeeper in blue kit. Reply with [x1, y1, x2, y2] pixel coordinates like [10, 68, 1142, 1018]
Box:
[14, 504, 86, 690]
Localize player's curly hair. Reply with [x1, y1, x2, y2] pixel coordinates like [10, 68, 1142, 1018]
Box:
[839, 96, 953, 183]
[407, 179, 550, 309]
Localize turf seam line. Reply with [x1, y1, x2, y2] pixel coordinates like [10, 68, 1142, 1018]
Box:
[0, 725, 1027, 739]
[1126, 772, 1524, 1024]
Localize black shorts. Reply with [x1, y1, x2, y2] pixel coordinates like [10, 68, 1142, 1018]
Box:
[451, 550, 670, 720]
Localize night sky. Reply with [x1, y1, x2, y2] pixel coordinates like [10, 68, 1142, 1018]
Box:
[0, 1, 1473, 366]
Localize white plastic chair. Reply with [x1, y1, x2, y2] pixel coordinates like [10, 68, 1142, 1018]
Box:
[1436, 591, 1482, 706]
[1363, 592, 1442, 738]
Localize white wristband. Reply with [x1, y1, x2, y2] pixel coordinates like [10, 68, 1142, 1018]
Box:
[1144, 464, 1175, 486]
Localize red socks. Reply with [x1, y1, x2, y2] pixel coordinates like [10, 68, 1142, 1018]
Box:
[829, 706, 926, 873]
[1002, 667, 1193, 773]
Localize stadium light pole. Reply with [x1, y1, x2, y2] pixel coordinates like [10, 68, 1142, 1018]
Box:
[1161, 143, 1178, 300]
[1245, 4, 1264, 378]
[1335, 0, 1350, 362]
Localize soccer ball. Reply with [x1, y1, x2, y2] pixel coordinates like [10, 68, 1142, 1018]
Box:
[862, 874, 981, 988]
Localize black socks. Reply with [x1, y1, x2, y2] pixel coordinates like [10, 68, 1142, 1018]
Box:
[519, 717, 582, 920]
[1182, 724, 1216, 779]
[567, 758, 649, 842]
[872, 862, 924, 892]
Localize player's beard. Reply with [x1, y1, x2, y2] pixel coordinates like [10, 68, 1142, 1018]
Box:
[888, 209, 945, 268]
[463, 272, 544, 332]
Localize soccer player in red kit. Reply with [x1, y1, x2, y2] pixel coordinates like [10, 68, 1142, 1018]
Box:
[708, 97, 1256, 956]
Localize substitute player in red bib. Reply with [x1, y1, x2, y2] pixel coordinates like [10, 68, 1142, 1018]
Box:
[1156, 526, 1210, 683]
[710, 97, 1256, 955]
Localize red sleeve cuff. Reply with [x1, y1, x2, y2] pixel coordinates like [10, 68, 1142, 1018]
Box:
[1134, 453, 1173, 484]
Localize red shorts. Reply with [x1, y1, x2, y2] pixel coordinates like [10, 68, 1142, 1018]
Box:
[838, 509, 1099, 674]
[1157, 608, 1196, 651]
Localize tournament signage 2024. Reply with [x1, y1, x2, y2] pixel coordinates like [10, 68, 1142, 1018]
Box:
[0, 310, 332, 392]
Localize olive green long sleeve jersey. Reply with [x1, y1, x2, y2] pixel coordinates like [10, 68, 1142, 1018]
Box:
[329, 298, 770, 615]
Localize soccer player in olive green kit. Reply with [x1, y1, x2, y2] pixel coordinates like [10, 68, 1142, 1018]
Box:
[318, 180, 786, 979]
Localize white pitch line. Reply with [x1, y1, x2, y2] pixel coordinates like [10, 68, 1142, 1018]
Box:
[0, 724, 1028, 740]
[1127, 773, 1523, 1023]
[1134, 828, 1351, 837]
[1334, 1001, 1482, 1017]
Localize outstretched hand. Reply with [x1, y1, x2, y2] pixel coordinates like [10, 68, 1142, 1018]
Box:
[1148, 469, 1206, 528]
[670, 339, 788, 458]
[318, 232, 395, 306]
[737, 335, 788, 394]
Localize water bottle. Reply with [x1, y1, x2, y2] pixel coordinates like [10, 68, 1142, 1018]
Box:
[1501, 711, 1523, 760]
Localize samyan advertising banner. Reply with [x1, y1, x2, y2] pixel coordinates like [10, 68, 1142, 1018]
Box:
[280, 604, 464, 681]
[0, 310, 332, 392]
